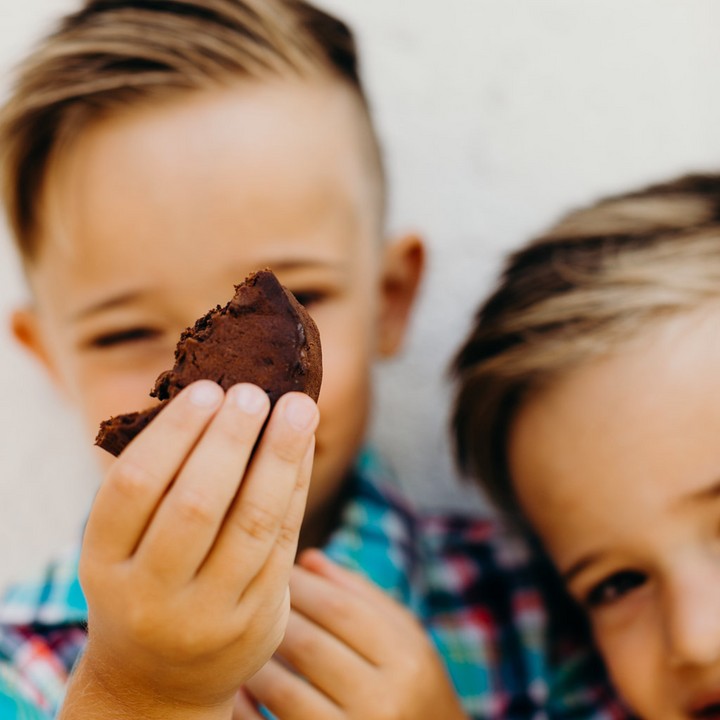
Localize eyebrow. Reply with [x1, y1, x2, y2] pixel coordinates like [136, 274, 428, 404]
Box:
[561, 551, 605, 585]
[70, 290, 147, 322]
[562, 479, 720, 584]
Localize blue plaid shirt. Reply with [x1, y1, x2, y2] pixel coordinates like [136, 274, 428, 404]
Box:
[0, 450, 629, 719]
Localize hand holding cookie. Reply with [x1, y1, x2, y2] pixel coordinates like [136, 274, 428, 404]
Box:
[61, 273, 323, 720]
[61, 382, 319, 720]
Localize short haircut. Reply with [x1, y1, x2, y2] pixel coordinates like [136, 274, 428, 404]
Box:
[452, 174, 720, 524]
[0, 0, 385, 262]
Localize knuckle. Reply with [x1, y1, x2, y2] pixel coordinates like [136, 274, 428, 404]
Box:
[172, 487, 218, 527]
[268, 436, 305, 467]
[275, 521, 299, 552]
[290, 629, 322, 660]
[321, 592, 354, 624]
[173, 623, 213, 657]
[217, 411, 259, 448]
[295, 464, 311, 491]
[270, 677, 304, 708]
[107, 459, 158, 500]
[235, 499, 279, 544]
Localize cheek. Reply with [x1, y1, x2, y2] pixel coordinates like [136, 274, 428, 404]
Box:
[304, 298, 375, 508]
[314, 305, 373, 449]
[63, 353, 171, 444]
[593, 610, 663, 718]
[76, 372, 162, 445]
[311, 292, 376, 426]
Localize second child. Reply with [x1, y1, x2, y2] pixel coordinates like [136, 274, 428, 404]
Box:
[453, 173, 720, 719]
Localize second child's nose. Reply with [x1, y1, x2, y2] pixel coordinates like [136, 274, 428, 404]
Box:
[664, 561, 720, 669]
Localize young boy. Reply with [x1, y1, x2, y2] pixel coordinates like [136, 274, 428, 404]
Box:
[0, 1, 625, 718]
[449, 174, 720, 720]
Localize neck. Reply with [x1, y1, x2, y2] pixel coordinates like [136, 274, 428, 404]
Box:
[297, 474, 354, 553]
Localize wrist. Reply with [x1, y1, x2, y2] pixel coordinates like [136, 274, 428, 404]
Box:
[59, 643, 234, 720]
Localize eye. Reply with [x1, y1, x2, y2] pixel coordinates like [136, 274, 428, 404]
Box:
[87, 327, 161, 349]
[584, 570, 647, 609]
[291, 291, 326, 309]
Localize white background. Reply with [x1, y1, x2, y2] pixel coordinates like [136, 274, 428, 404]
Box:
[1, 0, 720, 589]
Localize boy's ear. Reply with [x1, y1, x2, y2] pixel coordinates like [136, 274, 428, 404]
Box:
[378, 233, 425, 358]
[11, 307, 64, 389]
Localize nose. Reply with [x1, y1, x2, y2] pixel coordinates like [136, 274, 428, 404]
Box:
[664, 562, 720, 668]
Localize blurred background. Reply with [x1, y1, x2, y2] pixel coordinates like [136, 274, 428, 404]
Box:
[1, 0, 720, 589]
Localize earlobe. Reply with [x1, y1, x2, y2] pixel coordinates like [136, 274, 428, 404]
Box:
[378, 234, 425, 358]
[11, 307, 63, 387]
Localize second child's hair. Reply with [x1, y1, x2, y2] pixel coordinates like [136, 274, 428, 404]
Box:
[452, 174, 720, 523]
[0, 0, 385, 262]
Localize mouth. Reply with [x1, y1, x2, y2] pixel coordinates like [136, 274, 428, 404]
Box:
[691, 702, 720, 718]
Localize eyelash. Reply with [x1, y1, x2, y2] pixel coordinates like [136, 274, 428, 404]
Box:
[88, 327, 161, 349]
[292, 291, 325, 308]
[584, 570, 647, 609]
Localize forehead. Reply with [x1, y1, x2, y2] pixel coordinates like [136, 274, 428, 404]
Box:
[34, 78, 378, 297]
[509, 307, 720, 559]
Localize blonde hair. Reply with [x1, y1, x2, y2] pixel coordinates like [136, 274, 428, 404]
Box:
[0, 0, 384, 262]
[452, 174, 720, 521]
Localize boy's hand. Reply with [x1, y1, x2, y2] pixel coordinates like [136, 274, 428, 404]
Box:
[60, 381, 319, 720]
[232, 550, 469, 720]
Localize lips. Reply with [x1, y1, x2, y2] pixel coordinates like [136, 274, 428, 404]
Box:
[689, 691, 720, 718]
[693, 707, 720, 719]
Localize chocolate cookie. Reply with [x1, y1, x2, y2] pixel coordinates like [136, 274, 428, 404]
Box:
[96, 270, 322, 457]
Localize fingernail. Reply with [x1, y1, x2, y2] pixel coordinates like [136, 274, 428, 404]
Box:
[189, 381, 222, 407]
[285, 394, 317, 431]
[232, 384, 268, 415]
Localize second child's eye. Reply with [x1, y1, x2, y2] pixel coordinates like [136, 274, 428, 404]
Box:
[585, 570, 646, 609]
[87, 327, 161, 349]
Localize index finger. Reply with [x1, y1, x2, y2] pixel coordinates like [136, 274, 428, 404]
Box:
[84, 381, 224, 562]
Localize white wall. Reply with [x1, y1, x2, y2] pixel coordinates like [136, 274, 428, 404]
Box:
[2, 0, 720, 590]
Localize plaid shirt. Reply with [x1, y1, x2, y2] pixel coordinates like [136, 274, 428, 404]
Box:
[0, 450, 630, 720]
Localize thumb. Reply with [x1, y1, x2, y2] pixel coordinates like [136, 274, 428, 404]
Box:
[297, 549, 404, 617]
